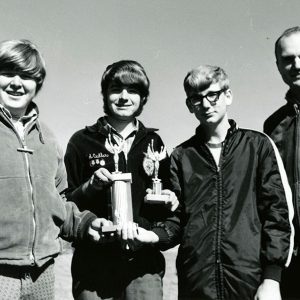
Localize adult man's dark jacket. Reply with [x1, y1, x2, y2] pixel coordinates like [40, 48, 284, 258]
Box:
[264, 91, 300, 242]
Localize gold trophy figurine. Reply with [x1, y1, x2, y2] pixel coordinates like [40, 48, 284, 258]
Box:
[143, 140, 169, 203]
[101, 134, 133, 234]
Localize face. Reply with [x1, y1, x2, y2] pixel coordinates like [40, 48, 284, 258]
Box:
[186, 82, 232, 126]
[106, 83, 143, 121]
[277, 32, 300, 90]
[0, 71, 37, 117]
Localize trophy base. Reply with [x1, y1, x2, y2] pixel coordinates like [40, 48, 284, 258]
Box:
[101, 225, 117, 234]
[111, 173, 132, 182]
[144, 193, 169, 204]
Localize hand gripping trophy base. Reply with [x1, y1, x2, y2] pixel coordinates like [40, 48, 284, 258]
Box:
[144, 178, 169, 204]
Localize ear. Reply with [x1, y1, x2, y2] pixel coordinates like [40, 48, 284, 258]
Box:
[186, 98, 194, 113]
[224, 89, 233, 106]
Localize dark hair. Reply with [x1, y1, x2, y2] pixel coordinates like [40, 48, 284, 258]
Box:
[0, 39, 46, 93]
[184, 65, 229, 96]
[275, 26, 300, 61]
[101, 60, 150, 115]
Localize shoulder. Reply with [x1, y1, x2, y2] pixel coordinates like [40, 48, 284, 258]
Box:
[237, 128, 277, 156]
[68, 127, 89, 143]
[238, 127, 272, 143]
[170, 135, 196, 159]
[264, 104, 292, 134]
[138, 120, 163, 141]
[37, 120, 59, 144]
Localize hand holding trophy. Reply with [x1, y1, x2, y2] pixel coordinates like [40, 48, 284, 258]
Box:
[143, 140, 170, 203]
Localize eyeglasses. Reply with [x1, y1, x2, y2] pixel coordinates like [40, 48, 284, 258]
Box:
[187, 89, 226, 106]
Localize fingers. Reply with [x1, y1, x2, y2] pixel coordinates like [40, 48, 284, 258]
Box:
[91, 218, 112, 230]
[88, 218, 116, 243]
[146, 188, 153, 194]
[119, 222, 140, 251]
[162, 189, 179, 211]
[90, 168, 113, 189]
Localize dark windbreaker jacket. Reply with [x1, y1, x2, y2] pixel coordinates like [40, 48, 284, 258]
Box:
[169, 120, 294, 300]
[264, 92, 300, 245]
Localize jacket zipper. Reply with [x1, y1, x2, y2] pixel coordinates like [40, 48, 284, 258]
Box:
[205, 144, 225, 300]
[15, 124, 36, 265]
[294, 104, 300, 243]
[215, 167, 224, 300]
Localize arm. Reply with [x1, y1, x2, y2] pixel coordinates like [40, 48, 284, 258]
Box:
[257, 136, 294, 283]
[64, 140, 113, 210]
[54, 143, 97, 241]
[135, 149, 183, 251]
[151, 149, 183, 250]
[64, 141, 90, 208]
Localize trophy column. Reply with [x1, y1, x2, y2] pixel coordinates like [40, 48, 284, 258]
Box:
[111, 172, 133, 226]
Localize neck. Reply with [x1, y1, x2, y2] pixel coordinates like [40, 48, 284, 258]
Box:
[106, 116, 136, 137]
[288, 88, 300, 103]
[203, 116, 230, 144]
[9, 109, 26, 121]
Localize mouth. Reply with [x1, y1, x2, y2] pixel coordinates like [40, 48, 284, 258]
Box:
[115, 104, 131, 108]
[203, 111, 214, 117]
[6, 90, 24, 97]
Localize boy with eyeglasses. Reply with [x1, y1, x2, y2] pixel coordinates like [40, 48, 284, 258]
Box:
[166, 65, 294, 299]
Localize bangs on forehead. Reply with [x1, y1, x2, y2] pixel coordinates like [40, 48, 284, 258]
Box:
[188, 72, 214, 92]
[0, 45, 44, 80]
[184, 65, 229, 95]
[1, 58, 40, 78]
[112, 69, 144, 87]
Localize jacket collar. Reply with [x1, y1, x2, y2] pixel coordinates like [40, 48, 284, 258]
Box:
[0, 102, 45, 144]
[285, 89, 300, 114]
[195, 119, 238, 143]
[0, 101, 39, 121]
[86, 116, 158, 137]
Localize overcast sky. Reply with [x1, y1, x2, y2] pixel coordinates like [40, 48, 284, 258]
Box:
[1, 0, 300, 151]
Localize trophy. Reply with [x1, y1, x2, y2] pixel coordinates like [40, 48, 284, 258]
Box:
[143, 140, 169, 204]
[101, 134, 133, 234]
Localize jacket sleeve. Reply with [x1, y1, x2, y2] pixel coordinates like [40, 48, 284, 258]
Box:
[60, 201, 97, 242]
[64, 139, 93, 209]
[151, 148, 182, 250]
[257, 136, 294, 282]
[56, 143, 97, 242]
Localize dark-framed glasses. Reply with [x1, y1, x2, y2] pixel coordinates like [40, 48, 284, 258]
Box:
[187, 89, 226, 106]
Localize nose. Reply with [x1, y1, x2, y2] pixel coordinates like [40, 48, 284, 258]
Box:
[119, 89, 129, 100]
[10, 75, 22, 89]
[202, 98, 212, 108]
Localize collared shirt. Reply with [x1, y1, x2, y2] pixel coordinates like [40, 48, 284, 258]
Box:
[103, 117, 139, 159]
[0, 104, 38, 140]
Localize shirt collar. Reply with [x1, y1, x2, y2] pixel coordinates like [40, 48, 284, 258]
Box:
[103, 117, 139, 139]
[0, 103, 38, 124]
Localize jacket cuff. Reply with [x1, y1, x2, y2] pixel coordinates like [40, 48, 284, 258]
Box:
[77, 212, 97, 241]
[263, 264, 283, 282]
[152, 227, 169, 245]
